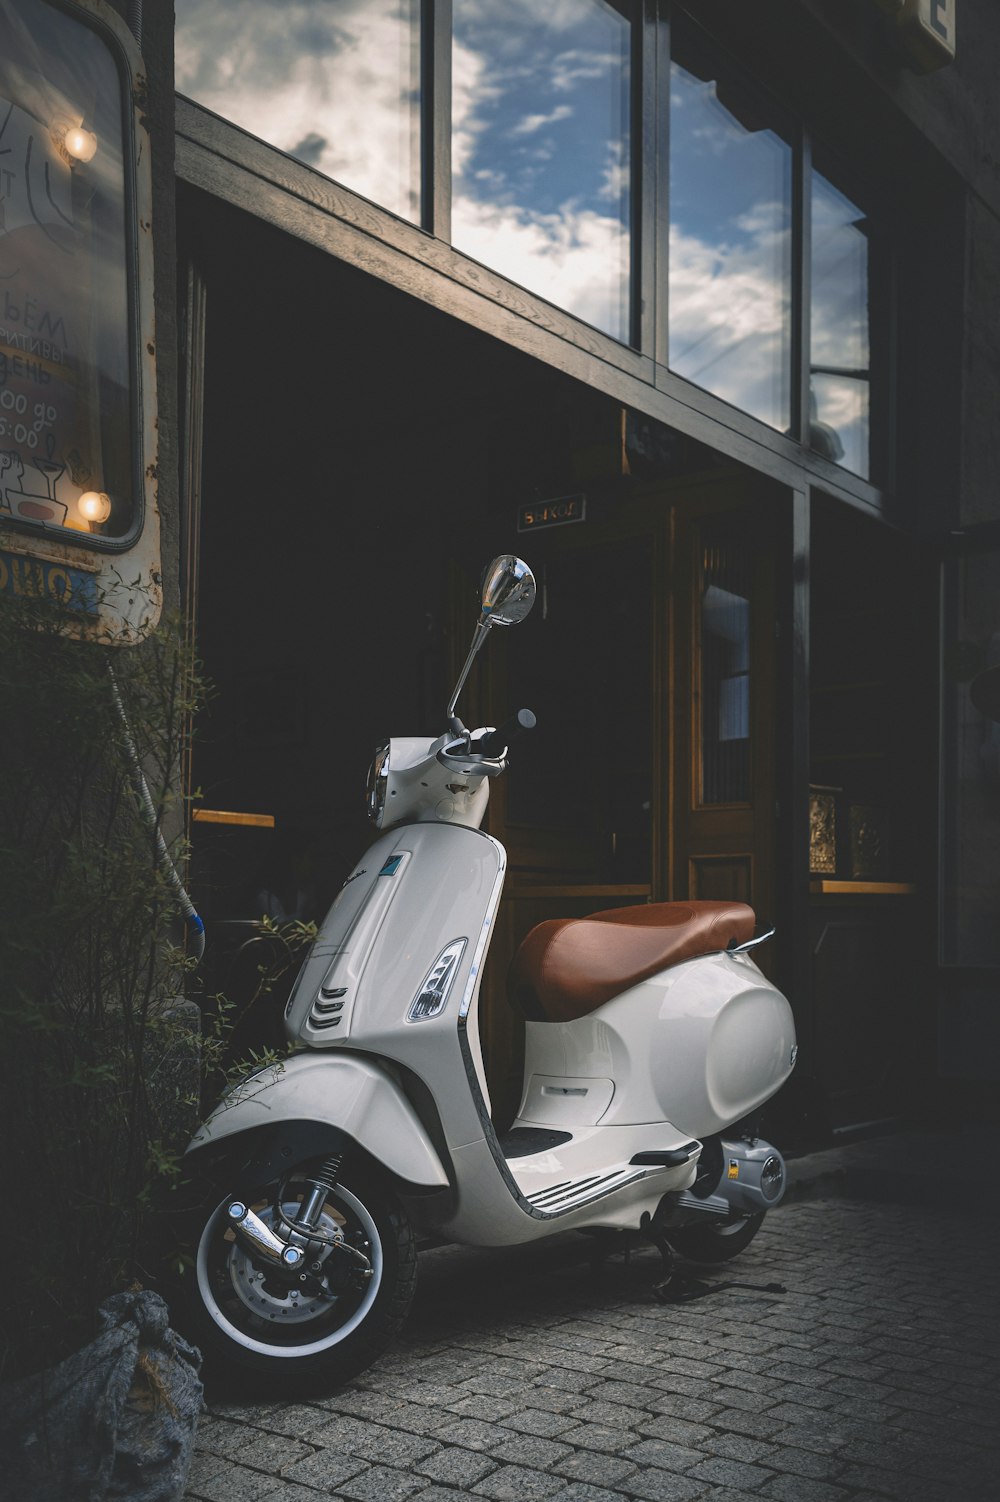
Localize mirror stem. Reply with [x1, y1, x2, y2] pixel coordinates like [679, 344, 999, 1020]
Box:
[446, 619, 491, 741]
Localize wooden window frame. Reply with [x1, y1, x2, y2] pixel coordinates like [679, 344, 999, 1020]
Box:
[173, 0, 895, 522]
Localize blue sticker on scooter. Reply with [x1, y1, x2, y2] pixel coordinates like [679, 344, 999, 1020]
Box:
[379, 856, 403, 876]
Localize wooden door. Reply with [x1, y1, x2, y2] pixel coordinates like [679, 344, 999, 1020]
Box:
[672, 484, 776, 939]
[459, 475, 776, 1123]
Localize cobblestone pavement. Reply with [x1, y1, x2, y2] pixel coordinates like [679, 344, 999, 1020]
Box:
[184, 1187, 1000, 1502]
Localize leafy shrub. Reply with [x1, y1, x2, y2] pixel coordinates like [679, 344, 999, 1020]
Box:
[0, 595, 205, 1378]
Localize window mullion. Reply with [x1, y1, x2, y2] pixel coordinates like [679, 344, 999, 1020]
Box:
[792, 132, 812, 448]
[654, 1, 672, 370]
[635, 0, 658, 354]
[423, 0, 452, 240]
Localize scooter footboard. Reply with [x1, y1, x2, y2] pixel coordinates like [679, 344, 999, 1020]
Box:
[186, 1052, 450, 1191]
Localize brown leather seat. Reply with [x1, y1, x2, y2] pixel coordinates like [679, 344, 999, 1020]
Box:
[509, 900, 755, 1024]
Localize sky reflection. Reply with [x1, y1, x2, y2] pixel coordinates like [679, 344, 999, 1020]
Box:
[669, 60, 792, 432]
[175, 0, 421, 223]
[174, 1, 871, 475]
[810, 172, 870, 477]
[452, 0, 631, 342]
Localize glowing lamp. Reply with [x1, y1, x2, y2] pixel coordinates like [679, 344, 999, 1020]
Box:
[78, 490, 111, 523]
[64, 126, 98, 162]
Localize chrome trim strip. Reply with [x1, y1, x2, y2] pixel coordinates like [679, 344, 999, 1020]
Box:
[527, 1168, 646, 1212]
[728, 926, 777, 954]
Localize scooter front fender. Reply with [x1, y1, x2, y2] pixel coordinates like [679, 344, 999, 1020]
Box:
[185, 1051, 449, 1190]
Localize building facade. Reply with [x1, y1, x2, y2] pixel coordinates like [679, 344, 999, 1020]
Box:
[4, 0, 999, 1145]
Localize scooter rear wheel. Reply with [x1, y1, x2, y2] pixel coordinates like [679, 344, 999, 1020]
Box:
[184, 1174, 416, 1391]
[666, 1211, 765, 1264]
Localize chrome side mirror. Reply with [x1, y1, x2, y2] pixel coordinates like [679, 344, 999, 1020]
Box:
[480, 555, 536, 627]
[447, 556, 536, 739]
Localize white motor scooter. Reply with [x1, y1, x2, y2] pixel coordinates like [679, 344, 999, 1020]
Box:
[183, 556, 797, 1389]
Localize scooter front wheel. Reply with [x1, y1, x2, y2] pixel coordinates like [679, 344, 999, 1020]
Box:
[666, 1211, 765, 1264]
[186, 1174, 416, 1391]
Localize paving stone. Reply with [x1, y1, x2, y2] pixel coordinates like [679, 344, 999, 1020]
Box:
[194, 1419, 267, 1460]
[411, 1491, 475, 1502]
[472, 1462, 568, 1499]
[268, 1487, 340, 1502]
[376, 1402, 458, 1437]
[186, 1451, 231, 1488]
[647, 1373, 718, 1401]
[310, 1388, 406, 1422]
[687, 1455, 776, 1490]
[586, 1378, 661, 1410]
[702, 1432, 776, 1465]
[338, 1464, 430, 1500]
[764, 1363, 835, 1389]
[568, 1398, 650, 1429]
[447, 1392, 522, 1422]
[489, 1433, 576, 1469]
[186, 1463, 275, 1502]
[545, 1486, 626, 1502]
[558, 1422, 638, 1454]
[307, 1414, 439, 1467]
[760, 1444, 841, 1480]
[203, 1405, 325, 1440]
[532, 1368, 596, 1394]
[185, 1190, 1000, 1502]
[501, 1408, 584, 1439]
[198, 1427, 313, 1474]
[280, 1450, 370, 1491]
[660, 1385, 770, 1416]
[759, 1475, 854, 1502]
[634, 1415, 714, 1446]
[622, 1467, 707, 1501]
[552, 1447, 638, 1487]
[706, 1408, 782, 1440]
[520, 1386, 588, 1415]
[416, 1446, 499, 1486]
[621, 1438, 705, 1472]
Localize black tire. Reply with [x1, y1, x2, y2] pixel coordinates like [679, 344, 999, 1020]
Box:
[666, 1211, 765, 1264]
[182, 1173, 416, 1392]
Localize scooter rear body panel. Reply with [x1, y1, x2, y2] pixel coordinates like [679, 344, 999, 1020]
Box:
[517, 950, 796, 1140]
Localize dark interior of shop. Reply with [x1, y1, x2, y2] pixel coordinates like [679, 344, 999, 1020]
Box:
[179, 188, 933, 1134]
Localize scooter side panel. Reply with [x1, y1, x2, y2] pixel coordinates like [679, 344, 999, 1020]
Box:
[518, 951, 796, 1138]
[186, 1052, 449, 1189]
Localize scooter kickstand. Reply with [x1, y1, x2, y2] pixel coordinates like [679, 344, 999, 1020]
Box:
[639, 1213, 680, 1300]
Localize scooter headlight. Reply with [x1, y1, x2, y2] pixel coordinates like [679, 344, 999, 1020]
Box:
[366, 741, 390, 827]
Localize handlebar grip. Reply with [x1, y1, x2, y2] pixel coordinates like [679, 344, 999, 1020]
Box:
[477, 708, 536, 758]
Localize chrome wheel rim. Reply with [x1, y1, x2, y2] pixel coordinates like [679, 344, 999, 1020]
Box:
[196, 1184, 383, 1357]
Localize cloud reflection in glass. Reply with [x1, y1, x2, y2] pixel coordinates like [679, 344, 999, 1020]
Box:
[451, 0, 632, 344]
[668, 58, 793, 433]
[175, 0, 421, 224]
[810, 172, 870, 479]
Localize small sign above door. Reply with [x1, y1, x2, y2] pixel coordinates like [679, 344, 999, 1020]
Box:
[517, 493, 587, 533]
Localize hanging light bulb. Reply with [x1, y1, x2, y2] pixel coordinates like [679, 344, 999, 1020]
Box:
[78, 490, 111, 523]
[64, 125, 98, 162]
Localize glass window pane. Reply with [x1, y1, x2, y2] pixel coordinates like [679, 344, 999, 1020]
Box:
[942, 549, 1000, 965]
[810, 171, 870, 478]
[175, 0, 421, 224]
[698, 514, 752, 805]
[0, 0, 136, 542]
[451, 0, 631, 344]
[668, 35, 792, 431]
